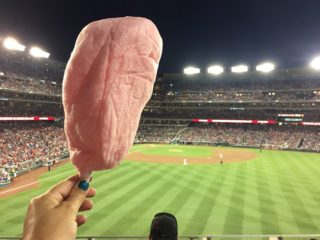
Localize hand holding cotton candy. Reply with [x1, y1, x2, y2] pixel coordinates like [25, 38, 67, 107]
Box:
[62, 17, 163, 179]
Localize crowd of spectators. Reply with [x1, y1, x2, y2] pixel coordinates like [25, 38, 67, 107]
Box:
[0, 73, 62, 95]
[300, 131, 320, 152]
[142, 108, 320, 122]
[135, 126, 183, 143]
[157, 89, 320, 103]
[0, 125, 68, 183]
[177, 124, 320, 151]
[177, 125, 245, 145]
[0, 47, 64, 96]
[0, 47, 65, 82]
[162, 76, 320, 94]
[133, 124, 320, 152]
[0, 100, 63, 117]
[0, 89, 61, 102]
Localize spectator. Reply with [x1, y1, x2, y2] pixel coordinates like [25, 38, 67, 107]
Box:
[149, 212, 178, 240]
[0, 125, 68, 169]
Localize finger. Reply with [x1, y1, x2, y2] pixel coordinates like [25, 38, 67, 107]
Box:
[87, 187, 96, 198]
[65, 179, 90, 211]
[76, 215, 87, 226]
[45, 175, 79, 205]
[79, 199, 93, 212]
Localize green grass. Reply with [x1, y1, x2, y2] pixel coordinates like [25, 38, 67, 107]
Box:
[1, 145, 320, 238]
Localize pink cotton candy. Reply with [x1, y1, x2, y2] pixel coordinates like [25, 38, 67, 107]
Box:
[62, 17, 162, 178]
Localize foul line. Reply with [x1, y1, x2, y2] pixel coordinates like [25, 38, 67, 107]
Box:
[0, 170, 74, 196]
[0, 144, 154, 196]
[127, 144, 153, 155]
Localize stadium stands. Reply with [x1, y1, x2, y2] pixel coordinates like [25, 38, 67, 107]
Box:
[0, 47, 65, 82]
[0, 72, 62, 95]
[0, 123, 68, 183]
[0, 100, 63, 117]
[0, 48, 64, 118]
[0, 124, 67, 166]
[177, 124, 320, 151]
[134, 124, 320, 152]
[1, 46, 320, 187]
[135, 125, 184, 143]
[157, 88, 320, 102]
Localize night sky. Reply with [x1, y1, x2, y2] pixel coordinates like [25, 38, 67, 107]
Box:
[1, 0, 320, 72]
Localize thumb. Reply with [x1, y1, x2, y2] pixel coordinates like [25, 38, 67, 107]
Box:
[65, 180, 90, 211]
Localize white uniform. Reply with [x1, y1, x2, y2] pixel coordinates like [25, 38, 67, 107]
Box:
[183, 159, 188, 165]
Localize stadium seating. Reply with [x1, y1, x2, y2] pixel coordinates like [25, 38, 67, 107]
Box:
[0, 123, 68, 182]
[0, 72, 62, 95]
[0, 47, 65, 82]
[1, 48, 320, 186]
[134, 124, 320, 152]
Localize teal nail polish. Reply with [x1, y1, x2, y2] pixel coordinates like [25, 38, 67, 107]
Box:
[78, 180, 89, 191]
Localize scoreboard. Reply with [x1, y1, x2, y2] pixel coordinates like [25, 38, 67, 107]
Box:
[277, 114, 304, 123]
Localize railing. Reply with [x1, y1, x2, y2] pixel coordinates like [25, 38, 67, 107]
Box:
[1, 235, 320, 240]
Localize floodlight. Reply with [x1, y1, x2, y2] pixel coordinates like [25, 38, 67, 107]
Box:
[29, 47, 50, 58]
[231, 65, 248, 73]
[0, 72, 4, 76]
[256, 62, 275, 73]
[207, 65, 224, 75]
[183, 66, 200, 75]
[3, 37, 26, 51]
[310, 57, 320, 70]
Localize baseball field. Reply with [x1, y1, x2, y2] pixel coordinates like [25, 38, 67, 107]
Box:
[0, 144, 320, 238]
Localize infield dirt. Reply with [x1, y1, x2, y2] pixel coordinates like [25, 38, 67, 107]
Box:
[126, 148, 257, 164]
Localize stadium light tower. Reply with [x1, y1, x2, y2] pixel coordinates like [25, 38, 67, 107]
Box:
[3, 37, 26, 51]
[310, 56, 320, 70]
[256, 62, 275, 73]
[183, 66, 200, 75]
[231, 64, 248, 73]
[207, 65, 224, 75]
[29, 47, 50, 59]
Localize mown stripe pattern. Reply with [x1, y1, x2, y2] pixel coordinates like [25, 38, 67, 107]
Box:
[0, 146, 320, 237]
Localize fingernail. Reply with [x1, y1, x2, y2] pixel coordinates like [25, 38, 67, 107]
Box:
[78, 180, 89, 191]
